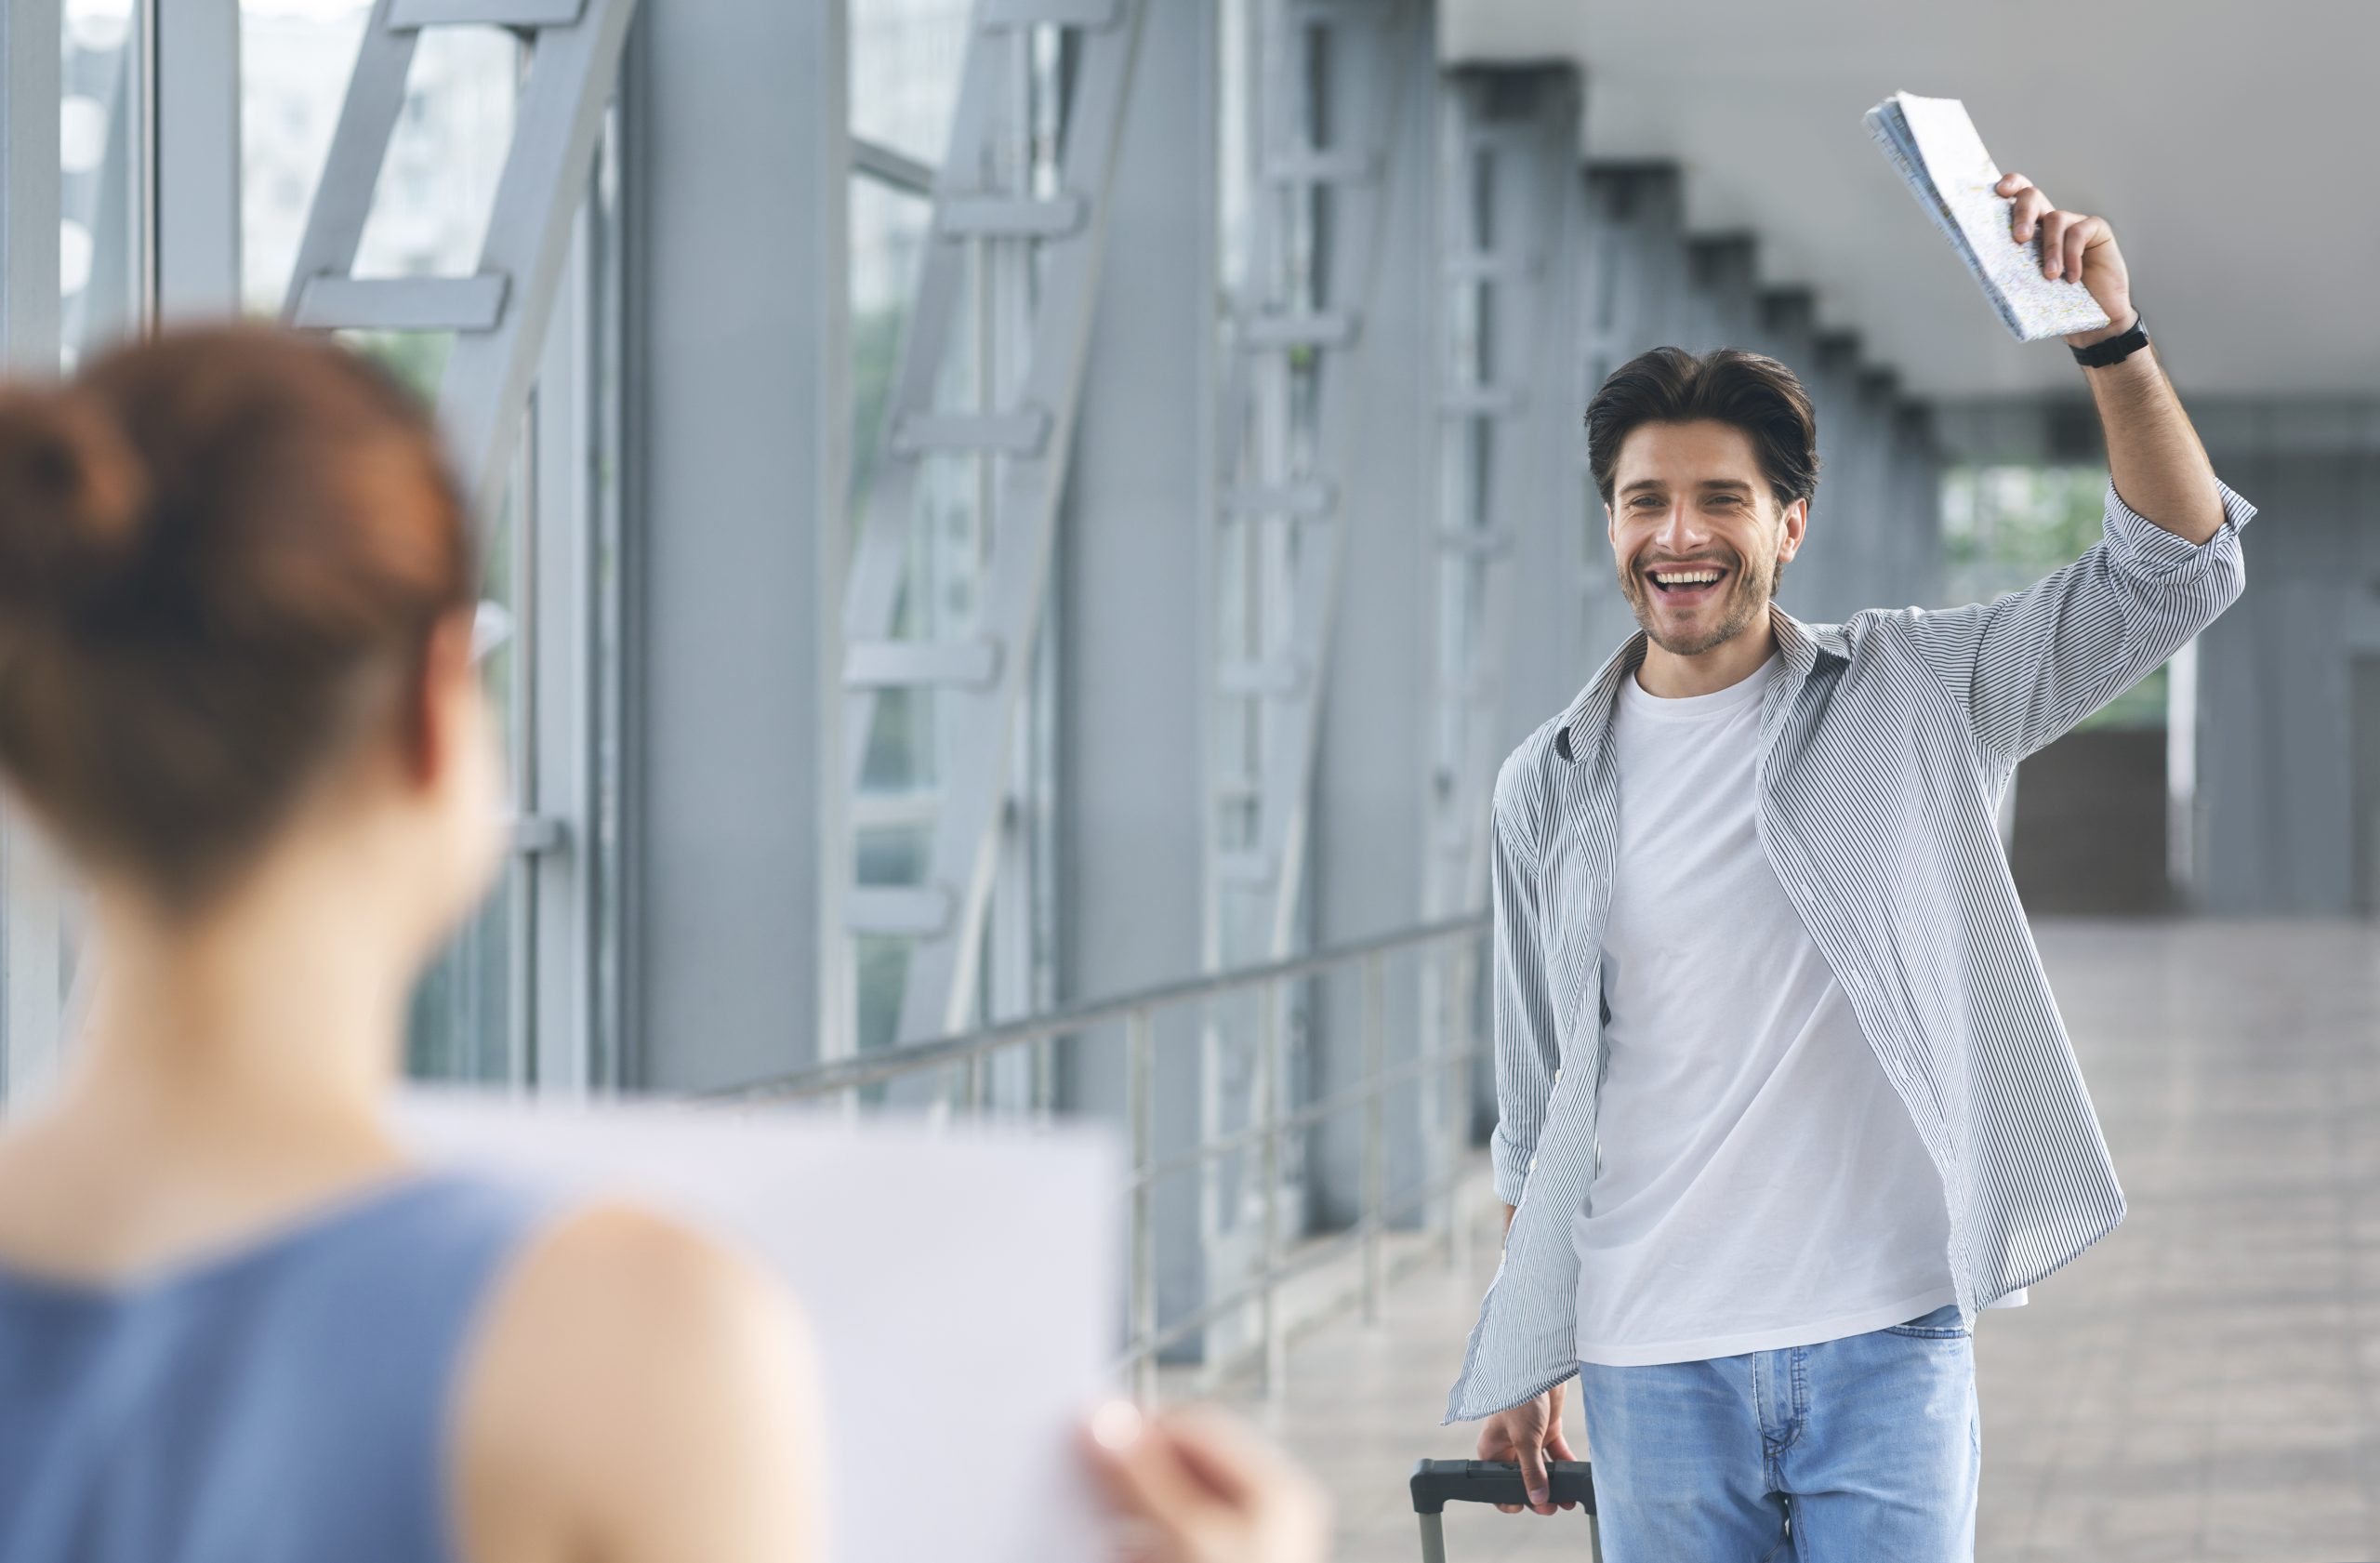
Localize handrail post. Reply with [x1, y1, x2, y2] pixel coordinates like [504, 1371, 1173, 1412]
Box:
[1195, 998, 1221, 1396]
[1127, 1008, 1157, 1407]
[1448, 940, 1475, 1277]
[1258, 976, 1285, 1402]
[1361, 950, 1386, 1324]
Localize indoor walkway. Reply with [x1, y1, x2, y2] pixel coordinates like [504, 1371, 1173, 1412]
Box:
[1211, 921, 2380, 1563]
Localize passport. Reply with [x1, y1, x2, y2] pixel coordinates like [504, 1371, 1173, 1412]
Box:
[1864, 91, 2112, 342]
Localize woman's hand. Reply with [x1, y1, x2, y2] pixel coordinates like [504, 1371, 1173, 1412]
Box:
[1083, 1401, 1331, 1563]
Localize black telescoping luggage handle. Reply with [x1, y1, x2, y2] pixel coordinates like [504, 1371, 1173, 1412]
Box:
[1409, 1459, 1595, 1516]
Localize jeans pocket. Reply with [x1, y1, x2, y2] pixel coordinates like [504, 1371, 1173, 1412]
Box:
[1882, 1303, 1971, 1340]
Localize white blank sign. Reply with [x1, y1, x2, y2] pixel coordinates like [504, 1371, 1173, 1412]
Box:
[399, 1093, 1121, 1563]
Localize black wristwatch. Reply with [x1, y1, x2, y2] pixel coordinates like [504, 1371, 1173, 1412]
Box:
[2069, 309, 2148, 368]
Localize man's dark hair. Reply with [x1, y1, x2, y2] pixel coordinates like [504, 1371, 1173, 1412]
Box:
[1585, 346, 1820, 513]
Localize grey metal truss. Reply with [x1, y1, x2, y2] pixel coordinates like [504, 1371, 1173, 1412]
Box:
[1429, 65, 1583, 922]
[1195, 0, 1429, 1384]
[281, 0, 639, 524]
[157, 0, 242, 319]
[1210, 0, 1423, 966]
[840, 1, 1146, 1052]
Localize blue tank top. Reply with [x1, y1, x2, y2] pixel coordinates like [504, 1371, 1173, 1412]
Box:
[0, 1172, 551, 1563]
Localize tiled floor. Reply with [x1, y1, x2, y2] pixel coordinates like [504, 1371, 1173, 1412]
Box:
[1206, 921, 2380, 1563]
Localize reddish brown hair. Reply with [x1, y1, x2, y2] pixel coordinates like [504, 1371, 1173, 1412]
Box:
[1586, 346, 1821, 512]
[0, 325, 472, 907]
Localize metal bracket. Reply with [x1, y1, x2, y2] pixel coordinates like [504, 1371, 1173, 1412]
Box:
[846, 886, 959, 939]
[844, 638, 1005, 691]
[1243, 311, 1361, 349]
[1226, 482, 1337, 519]
[890, 407, 1053, 456]
[1440, 383, 1525, 417]
[290, 272, 511, 332]
[389, 0, 586, 25]
[940, 194, 1088, 240]
[979, 0, 1122, 28]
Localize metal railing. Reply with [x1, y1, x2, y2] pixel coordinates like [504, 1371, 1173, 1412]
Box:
[708, 914, 1493, 1402]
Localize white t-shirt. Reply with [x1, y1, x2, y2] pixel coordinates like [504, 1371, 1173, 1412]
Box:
[1572, 654, 1961, 1366]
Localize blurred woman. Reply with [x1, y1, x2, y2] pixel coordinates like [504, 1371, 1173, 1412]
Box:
[0, 325, 1325, 1563]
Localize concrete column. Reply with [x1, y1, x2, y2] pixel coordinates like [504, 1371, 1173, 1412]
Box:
[1891, 401, 1946, 609]
[1053, 0, 1216, 1352]
[1685, 232, 1758, 356]
[1578, 163, 1691, 660]
[2192, 402, 2380, 915]
[1792, 329, 1863, 624]
[1496, 69, 1593, 752]
[624, 1, 840, 1089]
[1846, 366, 1899, 611]
[1306, 3, 1439, 1229]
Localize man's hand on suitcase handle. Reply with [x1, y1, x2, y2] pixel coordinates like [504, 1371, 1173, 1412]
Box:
[1473, 1382, 1582, 1516]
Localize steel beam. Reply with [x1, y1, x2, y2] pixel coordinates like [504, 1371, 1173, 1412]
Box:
[157, 0, 243, 319]
[291, 273, 512, 331]
[0, 0, 64, 1113]
[433, 0, 640, 520]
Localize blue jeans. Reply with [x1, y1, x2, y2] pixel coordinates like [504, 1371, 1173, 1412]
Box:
[1572, 1305, 1979, 1562]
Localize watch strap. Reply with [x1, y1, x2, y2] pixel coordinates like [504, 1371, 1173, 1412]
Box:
[2070, 310, 2148, 368]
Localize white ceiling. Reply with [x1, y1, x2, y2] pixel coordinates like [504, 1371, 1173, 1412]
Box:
[1442, 1, 2380, 399]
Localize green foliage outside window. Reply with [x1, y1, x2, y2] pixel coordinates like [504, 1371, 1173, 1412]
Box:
[1940, 464, 2168, 730]
[341, 328, 454, 405]
[850, 304, 903, 535]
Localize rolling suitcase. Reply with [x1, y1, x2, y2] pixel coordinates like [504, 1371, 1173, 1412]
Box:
[1408, 1459, 1601, 1562]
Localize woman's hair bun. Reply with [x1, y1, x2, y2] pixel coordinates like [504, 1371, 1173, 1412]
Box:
[0, 385, 147, 617]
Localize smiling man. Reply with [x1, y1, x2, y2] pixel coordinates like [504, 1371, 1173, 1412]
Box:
[1448, 175, 2256, 1560]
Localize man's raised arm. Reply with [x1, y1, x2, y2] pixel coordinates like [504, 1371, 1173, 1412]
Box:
[1883, 172, 2254, 764]
[2001, 170, 2224, 543]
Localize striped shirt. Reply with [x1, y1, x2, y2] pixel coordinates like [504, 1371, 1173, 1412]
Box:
[1446, 478, 2255, 1424]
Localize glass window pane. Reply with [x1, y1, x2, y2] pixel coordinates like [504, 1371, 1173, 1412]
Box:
[352, 26, 517, 279]
[850, 0, 973, 166]
[241, 0, 374, 312]
[62, 0, 147, 368]
[240, 6, 517, 311]
[337, 328, 453, 403]
[849, 174, 932, 523]
[852, 175, 976, 802]
[405, 432, 527, 1084]
[406, 873, 518, 1082]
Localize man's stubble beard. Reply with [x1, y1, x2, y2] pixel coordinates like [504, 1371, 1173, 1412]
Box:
[1619, 550, 1785, 658]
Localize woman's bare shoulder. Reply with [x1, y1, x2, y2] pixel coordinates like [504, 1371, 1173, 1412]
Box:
[455, 1200, 825, 1563]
